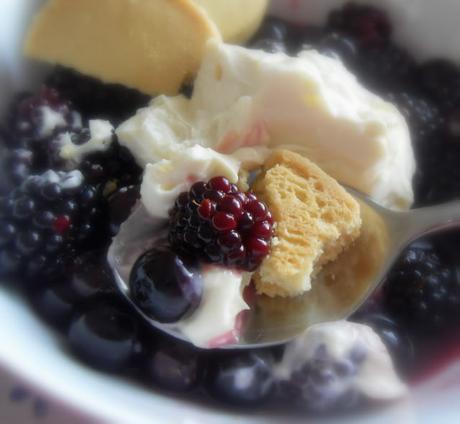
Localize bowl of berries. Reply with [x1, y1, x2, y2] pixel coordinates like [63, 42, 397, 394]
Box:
[1, 0, 460, 423]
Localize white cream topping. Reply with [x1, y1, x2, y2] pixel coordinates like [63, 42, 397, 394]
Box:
[275, 321, 407, 401]
[140, 145, 240, 219]
[34, 169, 83, 189]
[117, 41, 415, 209]
[38, 106, 82, 137]
[59, 119, 114, 162]
[177, 265, 249, 348]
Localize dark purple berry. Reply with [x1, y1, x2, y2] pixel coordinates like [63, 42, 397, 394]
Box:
[129, 247, 202, 323]
[383, 240, 460, 337]
[206, 351, 274, 406]
[169, 177, 273, 271]
[145, 341, 202, 391]
[68, 300, 137, 371]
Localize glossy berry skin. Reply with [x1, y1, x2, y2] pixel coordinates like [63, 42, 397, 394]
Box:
[129, 247, 202, 323]
[205, 351, 274, 406]
[67, 299, 138, 371]
[0, 170, 106, 281]
[277, 344, 364, 412]
[383, 240, 460, 337]
[169, 177, 273, 271]
[145, 341, 202, 391]
[0, 149, 33, 195]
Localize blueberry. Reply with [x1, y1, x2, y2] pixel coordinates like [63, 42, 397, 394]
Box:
[68, 300, 137, 371]
[129, 247, 202, 323]
[145, 341, 202, 391]
[31, 284, 75, 328]
[205, 351, 274, 406]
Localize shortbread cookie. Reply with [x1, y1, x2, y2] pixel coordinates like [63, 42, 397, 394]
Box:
[25, 0, 220, 95]
[253, 150, 361, 297]
[193, 0, 268, 43]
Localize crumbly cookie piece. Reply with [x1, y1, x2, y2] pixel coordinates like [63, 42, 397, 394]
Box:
[253, 150, 361, 297]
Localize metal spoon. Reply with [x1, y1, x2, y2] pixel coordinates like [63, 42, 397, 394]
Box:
[107, 192, 460, 349]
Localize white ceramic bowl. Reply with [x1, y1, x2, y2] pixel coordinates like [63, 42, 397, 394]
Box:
[1, 0, 460, 422]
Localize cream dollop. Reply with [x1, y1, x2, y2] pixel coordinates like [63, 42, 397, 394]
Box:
[140, 145, 240, 219]
[59, 119, 114, 162]
[177, 265, 249, 348]
[117, 41, 415, 209]
[275, 321, 407, 401]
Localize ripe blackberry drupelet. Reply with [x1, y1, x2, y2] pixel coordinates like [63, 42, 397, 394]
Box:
[168, 177, 273, 272]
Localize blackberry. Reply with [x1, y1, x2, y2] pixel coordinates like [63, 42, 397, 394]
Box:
[327, 3, 392, 47]
[383, 240, 460, 337]
[418, 60, 460, 111]
[0, 149, 33, 195]
[168, 177, 273, 271]
[4, 86, 81, 149]
[352, 43, 416, 91]
[46, 66, 150, 124]
[277, 343, 364, 412]
[385, 92, 443, 143]
[0, 87, 84, 193]
[414, 138, 460, 205]
[0, 169, 107, 282]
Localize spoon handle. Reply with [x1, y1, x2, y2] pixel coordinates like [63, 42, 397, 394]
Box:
[393, 200, 460, 244]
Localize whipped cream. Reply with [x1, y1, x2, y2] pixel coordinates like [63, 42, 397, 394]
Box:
[29, 169, 84, 190]
[177, 265, 249, 348]
[117, 41, 415, 209]
[141, 145, 240, 219]
[38, 106, 82, 138]
[275, 321, 407, 401]
[59, 119, 114, 163]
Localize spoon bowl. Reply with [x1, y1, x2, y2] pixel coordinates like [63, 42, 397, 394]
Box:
[108, 191, 460, 349]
